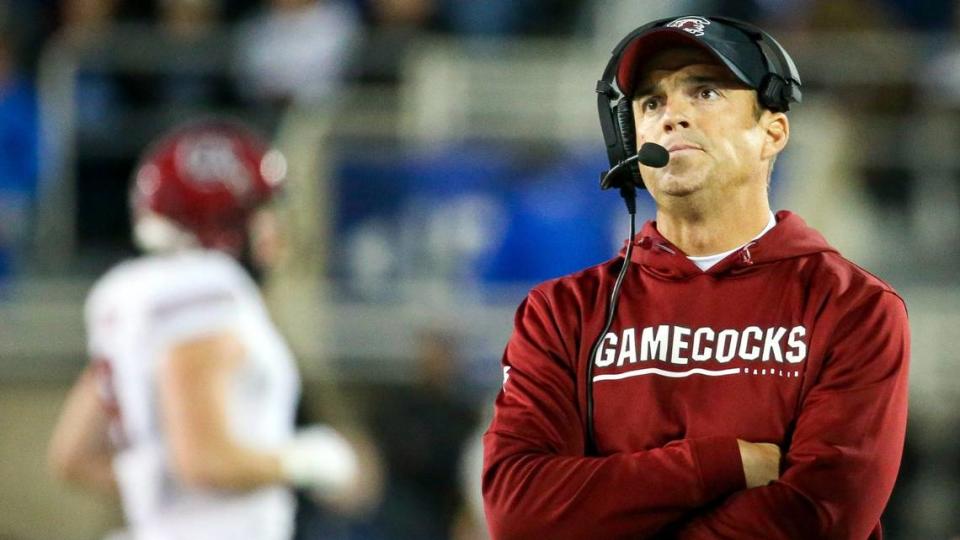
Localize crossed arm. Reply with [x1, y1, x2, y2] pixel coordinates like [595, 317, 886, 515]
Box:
[482, 290, 909, 540]
[672, 292, 910, 539]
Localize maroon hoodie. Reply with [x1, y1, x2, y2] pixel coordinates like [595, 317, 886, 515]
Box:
[483, 211, 909, 539]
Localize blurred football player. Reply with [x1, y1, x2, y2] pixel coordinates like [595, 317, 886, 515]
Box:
[48, 119, 373, 539]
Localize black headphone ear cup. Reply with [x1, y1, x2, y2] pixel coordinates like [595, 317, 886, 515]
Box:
[759, 73, 787, 112]
[616, 99, 642, 187]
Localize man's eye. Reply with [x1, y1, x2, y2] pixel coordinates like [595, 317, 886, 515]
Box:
[700, 88, 721, 99]
[642, 98, 660, 111]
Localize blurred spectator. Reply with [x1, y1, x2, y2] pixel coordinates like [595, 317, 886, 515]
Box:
[61, 0, 118, 40]
[0, 28, 39, 289]
[157, 0, 230, 105]
[436, 0, 539, 35]
[236, 0, 361, 106]
[160, 0, 221, 37]
[369, 0, 433, 26]
[352, 0, 433, 84]
[367, 328, 478, 539]
[435, 0, 581, 35]
[356, 0, 580, 84]
[59, 0, 122, 139]
[780, 1, 923, 237]
[1, 0, 57, 68]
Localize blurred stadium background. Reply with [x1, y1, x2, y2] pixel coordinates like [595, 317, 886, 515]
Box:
[0, 0, 958, 538]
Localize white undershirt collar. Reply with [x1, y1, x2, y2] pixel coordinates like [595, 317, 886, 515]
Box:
[686, 212, 777, 271]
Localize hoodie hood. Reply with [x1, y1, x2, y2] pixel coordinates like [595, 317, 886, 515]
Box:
[619, 211, 837, 280]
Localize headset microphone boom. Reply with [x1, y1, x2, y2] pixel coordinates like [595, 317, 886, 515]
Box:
[600, 142, 670, 191]
[586, 142, 669, 454]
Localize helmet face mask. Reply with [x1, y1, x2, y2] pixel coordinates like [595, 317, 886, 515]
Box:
[130, 119, 286, 258]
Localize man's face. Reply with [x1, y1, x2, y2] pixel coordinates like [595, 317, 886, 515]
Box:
[631, 47, 778, 202]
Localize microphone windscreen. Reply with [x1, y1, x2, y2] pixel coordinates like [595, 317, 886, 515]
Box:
[638, 143, 670, 168]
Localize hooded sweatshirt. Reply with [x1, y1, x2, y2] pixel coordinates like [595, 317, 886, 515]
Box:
[483, 211, 909, 540]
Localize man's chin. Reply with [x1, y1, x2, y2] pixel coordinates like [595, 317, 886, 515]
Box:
[652, 173, 705, 198]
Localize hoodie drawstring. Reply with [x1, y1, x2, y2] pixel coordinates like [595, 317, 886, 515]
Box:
[656, 243, 676, 255]
[739, 241, 757, 266]
[634, 236, 676, 255]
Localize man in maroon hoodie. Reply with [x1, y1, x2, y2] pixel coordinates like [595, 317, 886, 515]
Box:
[482, 15, 910, 540]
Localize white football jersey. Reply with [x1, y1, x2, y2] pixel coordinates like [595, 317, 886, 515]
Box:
[85, 249, 300, 540]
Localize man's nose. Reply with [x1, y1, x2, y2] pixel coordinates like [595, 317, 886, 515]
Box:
[661, 98, 691, 132]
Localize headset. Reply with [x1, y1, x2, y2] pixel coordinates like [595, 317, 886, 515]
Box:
[585, 16, 802, 455]
[596, 15, 802, 190]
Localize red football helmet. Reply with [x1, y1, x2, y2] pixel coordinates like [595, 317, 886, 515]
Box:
[130, 119, 286, 257]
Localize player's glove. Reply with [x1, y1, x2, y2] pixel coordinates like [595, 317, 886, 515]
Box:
[279, 424, 358, 500]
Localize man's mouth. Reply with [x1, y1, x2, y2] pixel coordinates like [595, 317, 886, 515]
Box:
[666, 143, 703, 153]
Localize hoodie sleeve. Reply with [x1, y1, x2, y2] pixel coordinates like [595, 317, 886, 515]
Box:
[673, 290, 910, 540]
[483, 289, 746, 540]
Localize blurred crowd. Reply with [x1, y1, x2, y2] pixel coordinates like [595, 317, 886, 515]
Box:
[0, 0, 588, 288]
[2, 0, 960, 283]
[1, 0, 959, 539]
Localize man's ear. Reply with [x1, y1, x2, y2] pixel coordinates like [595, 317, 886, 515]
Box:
[760, 111, 789, 160]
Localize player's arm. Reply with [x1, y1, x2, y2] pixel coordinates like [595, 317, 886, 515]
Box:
[47, 366, 119, 497]
[673, 290, 910, 539]
[160, 331, 283, 490]
[483, 290, 753, 540]
[160, 330, 374, 511]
